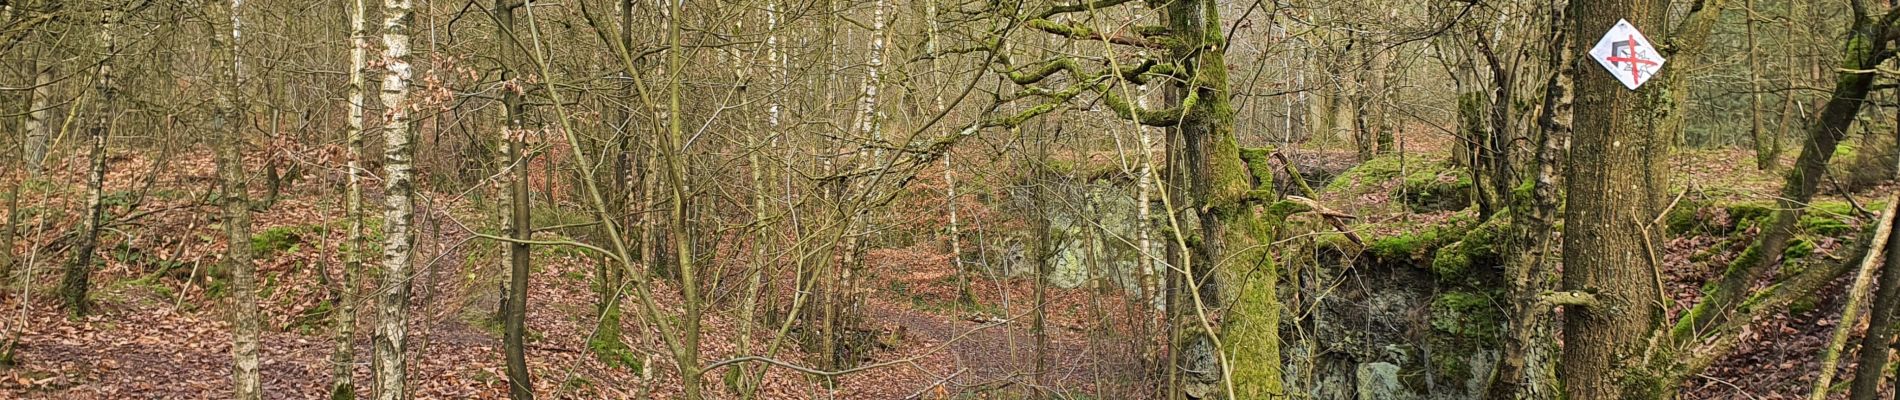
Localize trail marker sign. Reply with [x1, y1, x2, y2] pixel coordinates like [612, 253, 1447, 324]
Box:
[1588, 19, 1665, 90]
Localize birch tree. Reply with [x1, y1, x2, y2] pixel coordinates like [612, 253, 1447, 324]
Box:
[204, 0, 260, 397]
[331, 0, 372, 395]
[372, 0, 417, 396]
[59, 3, 116, 317]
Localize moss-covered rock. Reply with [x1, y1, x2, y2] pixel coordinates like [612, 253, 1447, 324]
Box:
[1324, 155, 1408, 193]
[1431, 214, 1507, 285]
[1368, 229, 1447, 264]
[1429, 291, 1502, 340]
[1426, 290, 1503, 391]
[1400, 165, 1473, 213]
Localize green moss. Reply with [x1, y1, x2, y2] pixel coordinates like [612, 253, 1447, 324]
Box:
[1725, 202, 1775, 224]
[1833, 138, 1860, 161]
[1789, 291, 1821, 314]
[1368, 229, 1443, 262]
[1430, 290, 1501, 340]
[1239, 147, 1277, 189]
[1365, 214, 1481, 265]
[1324, 155, 1407, 192]
[251, 224, 326, 258]
[1783, 237, 1817, 259]
[1264, 200, 1313, 219]
[1811, 200, 1861, 217]
[1431, 215, 1505, 285]
[1400, 165, 1474, 213]
[1799, 215, 1854, 236]
[1431, 240, 1473, 280]
[1665, 201, 1705, 234]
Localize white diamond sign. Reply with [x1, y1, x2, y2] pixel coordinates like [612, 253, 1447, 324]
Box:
[1588, 19, 1665, 90]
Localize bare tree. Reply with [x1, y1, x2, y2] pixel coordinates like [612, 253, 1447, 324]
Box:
[204, 0, 260, 397]
[330, 0, 372, 396]
[59, 2, 116, 317]
[372, 0, 417, 396]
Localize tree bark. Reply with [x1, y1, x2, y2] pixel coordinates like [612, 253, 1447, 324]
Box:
[332, 0, 370, 396]
[60, 4, 115, 318]
[1850, 202, 1900, 400]
[1490, 4, 1571, 399]
[1745, 0, 1774, 170]
[1559, 0, 1669, 398]
[22, 64, 48, 178]
[1163, 1, 1282, 398]
[206, 0, 259, 397]
[490, 1, 533, 398]
[372, 0, 417, 395]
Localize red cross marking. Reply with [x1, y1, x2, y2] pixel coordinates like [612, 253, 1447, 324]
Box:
[1604, 34, 1658, 83]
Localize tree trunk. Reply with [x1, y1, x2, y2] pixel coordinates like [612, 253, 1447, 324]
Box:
[1136, 84, 1159, 310]
[1, 171, 14, 285]
[1164, 1, 1281, 398]
[22, 64, 48, 178]
[206, 0, 259, 397]
[490, 1, 533, 398]
[1490, 5, 1572, 399]
[60, 5, 115, 318]
[332, 0, 371, 396]
[1665, 7, 1896, 366]
[372, 0, 417, 395]
[1559, 0, 1669, 398]
[659, 3, 703, 396]
[1850, 199, 1900, 400]
[1745, 0, 1774, 170]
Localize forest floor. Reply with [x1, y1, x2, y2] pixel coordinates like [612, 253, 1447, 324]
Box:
[0, 141, 1893, 399]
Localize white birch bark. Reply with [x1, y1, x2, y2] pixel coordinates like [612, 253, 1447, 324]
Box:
[332, 0, 371, 395]
[373, 0, 416, 396]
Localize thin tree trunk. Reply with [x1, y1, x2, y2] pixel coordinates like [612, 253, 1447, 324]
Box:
[1745, 0, 1773, 170]
[490, 1, 533, 398]
[1135, 84, 1158, 311]
[332, 0, 371, 396]
[22, 65, 48, 178]
[1, 173, 14, 285]
[1490, 5, 1571, 399]
[60, 5, 115, 318]
[1559, 0, 1669, 398]
[1811, 194, 1900, 400]
[658, 3, 703, 396]
[1850, 197, 1900, 400]
[372, 0, 417, 395]
[207, 0, 259, 397]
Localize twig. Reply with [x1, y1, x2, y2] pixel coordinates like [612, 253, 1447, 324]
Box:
[1805, 191, 1900, 400]
[1285, 195, 1363, 246]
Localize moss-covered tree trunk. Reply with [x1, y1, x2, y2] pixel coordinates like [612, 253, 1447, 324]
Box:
[1165, 0, 1282, 398]
[1490, 5, 1572, 399]
[1652, 3, 1899, 391]
[1559, 0, 1670, 398]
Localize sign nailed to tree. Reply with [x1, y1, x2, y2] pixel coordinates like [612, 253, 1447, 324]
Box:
[1588, 19, 1666, 90]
